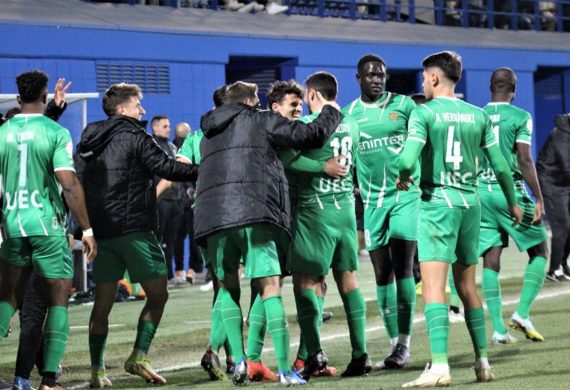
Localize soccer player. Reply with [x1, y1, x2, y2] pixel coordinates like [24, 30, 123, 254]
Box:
[479, 67, 549, 344]
[194, 80, 342, 386]
[397, 51, 523, 387]
[245, 79, 345, 382]
[75, 83, 198, 387]
[0, 70, 96, 390]
[288, 72, 370, 380]
[343, 54, 418, 369]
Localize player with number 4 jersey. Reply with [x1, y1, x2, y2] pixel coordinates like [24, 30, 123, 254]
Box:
[398, 52, 522, 388]
[343, 54, 418, 370]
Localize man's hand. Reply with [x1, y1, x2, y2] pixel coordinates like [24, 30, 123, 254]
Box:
[82, 236, 97, 263]
[53, 78, 72, 108]
[324, 157, 349, 179]
[532, 199, 545, 225]
[509, 204, 524, 227]
[396, 176, 414, 191]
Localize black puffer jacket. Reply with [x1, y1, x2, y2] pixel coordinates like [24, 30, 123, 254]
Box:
[537, 114, 570, 194]
[194, 103, 342, 244]
[75, 116, 198, 239]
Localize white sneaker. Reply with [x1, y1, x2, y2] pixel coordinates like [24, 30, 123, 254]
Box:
[491, 331, 518, 345]
[238, 1, 262, 12]
[474, 361, 495, 382]
[448, 310, 465, 324]
[200, 280, 214, 292]
[509, 312, 544, 342]
[227, 0, 244, 10]
[402, 364, 451, 388]
[266, 2, 288, 14]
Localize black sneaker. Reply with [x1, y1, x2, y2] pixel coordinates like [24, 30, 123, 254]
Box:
[340, 353, 372, 377]
[546, 271, 560, 282]
[322, 311, 333, 323]
[226, 358, 235, 375]
[302, 350, 328, 381]
[201, 349, 228, 381]
[562, 264, 570, 280]
[384, 343, 410, 369]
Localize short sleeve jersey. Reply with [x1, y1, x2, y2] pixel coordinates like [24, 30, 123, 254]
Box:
[0, 114, 75, 237]
[478, 103, 532, 190]
[176, 129, 204, 165]
[343, 92, 419, 208]
[291, 113, 359, 208]
[407, 97, 496, 207]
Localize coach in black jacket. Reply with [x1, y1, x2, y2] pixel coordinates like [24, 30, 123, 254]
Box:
[75, 83, 197, 386]
[194, 81, 342, 383]
[537, 113, 570, 280]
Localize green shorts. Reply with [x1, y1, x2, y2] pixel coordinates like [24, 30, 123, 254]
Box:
[93, 231, 167, 284]
[288, 199, 359, 276]
[479, 189, 548, 255]
[364, 193, 420, 251]
[206, 223, 288, 281]
[0, 235, 72, 279]
[418, 203, 480, 265]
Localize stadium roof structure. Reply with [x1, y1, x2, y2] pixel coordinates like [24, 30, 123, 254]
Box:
[0, 93, 99, 129]
[0, 0, 569, 52]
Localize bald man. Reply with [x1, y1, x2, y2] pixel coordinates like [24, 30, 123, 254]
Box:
[174, 122, 191, 149]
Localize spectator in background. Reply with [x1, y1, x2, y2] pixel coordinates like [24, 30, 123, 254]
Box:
[537, 112, 570, 281]
[173, 122, 191, 149]
[151, 115, 187, 284]
[228, 0, 288, 14]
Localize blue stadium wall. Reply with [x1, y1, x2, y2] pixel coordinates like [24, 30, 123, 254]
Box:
[1, 22, 570, 154]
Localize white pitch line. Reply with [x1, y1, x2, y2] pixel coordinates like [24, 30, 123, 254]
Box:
[69, 324, 126, 330]
[68, 287, 570, 389]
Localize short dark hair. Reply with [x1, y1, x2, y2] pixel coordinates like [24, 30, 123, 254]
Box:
[16, 70, 48, 104]
[224, 81, 258, 104]
[213, 85, 227, 108]
[266, 80, 303, 107]
[102, 83, 143, 117]
[304, 71, 338, 101]
[357, 54, 386, 73]
[151, 115, 168, 127]
[490, 67, 516, 94]
[422, 51, 462, 84]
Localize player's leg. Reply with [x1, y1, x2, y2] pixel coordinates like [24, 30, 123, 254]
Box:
[370, 247, 398, 347]
[387, 237, 417, 368]
[510, 241, 548, 341]
[447, 269, 464, 322]
[333, 270, 370, 377]
[89, 282, 117, 388]
[544, 192, 570, 279]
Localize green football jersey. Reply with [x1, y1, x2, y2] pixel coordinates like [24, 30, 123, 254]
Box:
[289, 112, 360, 208]
[407, 97, 496, 207]
[176, 129, 204, 165]
[0, 114, 75, 237]
[478, 103, 532, 191]
[343, 92, 419, 208]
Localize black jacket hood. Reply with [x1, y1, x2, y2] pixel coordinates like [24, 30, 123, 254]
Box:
[200, 104, 249, 139]
[555, 114, 570, 134]
[78, 116, 147, 160]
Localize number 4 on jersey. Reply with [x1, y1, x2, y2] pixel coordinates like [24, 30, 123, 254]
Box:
[445, 126, 463, 170]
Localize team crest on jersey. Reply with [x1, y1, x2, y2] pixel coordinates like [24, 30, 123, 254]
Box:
[389, 112, 399, 121]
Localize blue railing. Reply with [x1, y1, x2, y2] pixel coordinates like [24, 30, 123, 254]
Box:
[87, 0, 570, 32]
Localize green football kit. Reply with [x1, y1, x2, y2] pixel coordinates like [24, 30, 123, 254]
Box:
[0, 114, 74, 279]
[343, 92, 419, 251]
[176, 129, 203, 165]
[478, 102, 548, 337]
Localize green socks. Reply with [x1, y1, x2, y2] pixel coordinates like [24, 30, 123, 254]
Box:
[295, 289, 321, 357]
[396, 277, 416, 341]
[0, 301, 15, 340]
[482, 268, 507, 334]
[89, 333, 108, 367]
[209, 290, 227, 352]
[448, 271, 461, 308]
[134, 320, 157, 354]
[220, 288, 245, 361]
[516, 256, 547, 318]
[376, 283, 398, 340]
[296, 295, 323, 360]
[425, 303, 449, 365]
[341, 288, 367, 359]
[43, 306, 69, 373]
[246, 294, 266, 362]
[465, 307, 488, 359]
[263, 296, 290, 371]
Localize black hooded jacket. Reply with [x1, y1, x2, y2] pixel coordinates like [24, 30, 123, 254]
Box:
[75, 115, 198, 239]
[193, 103, 343, 244]
[537, 114, 570, 194]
